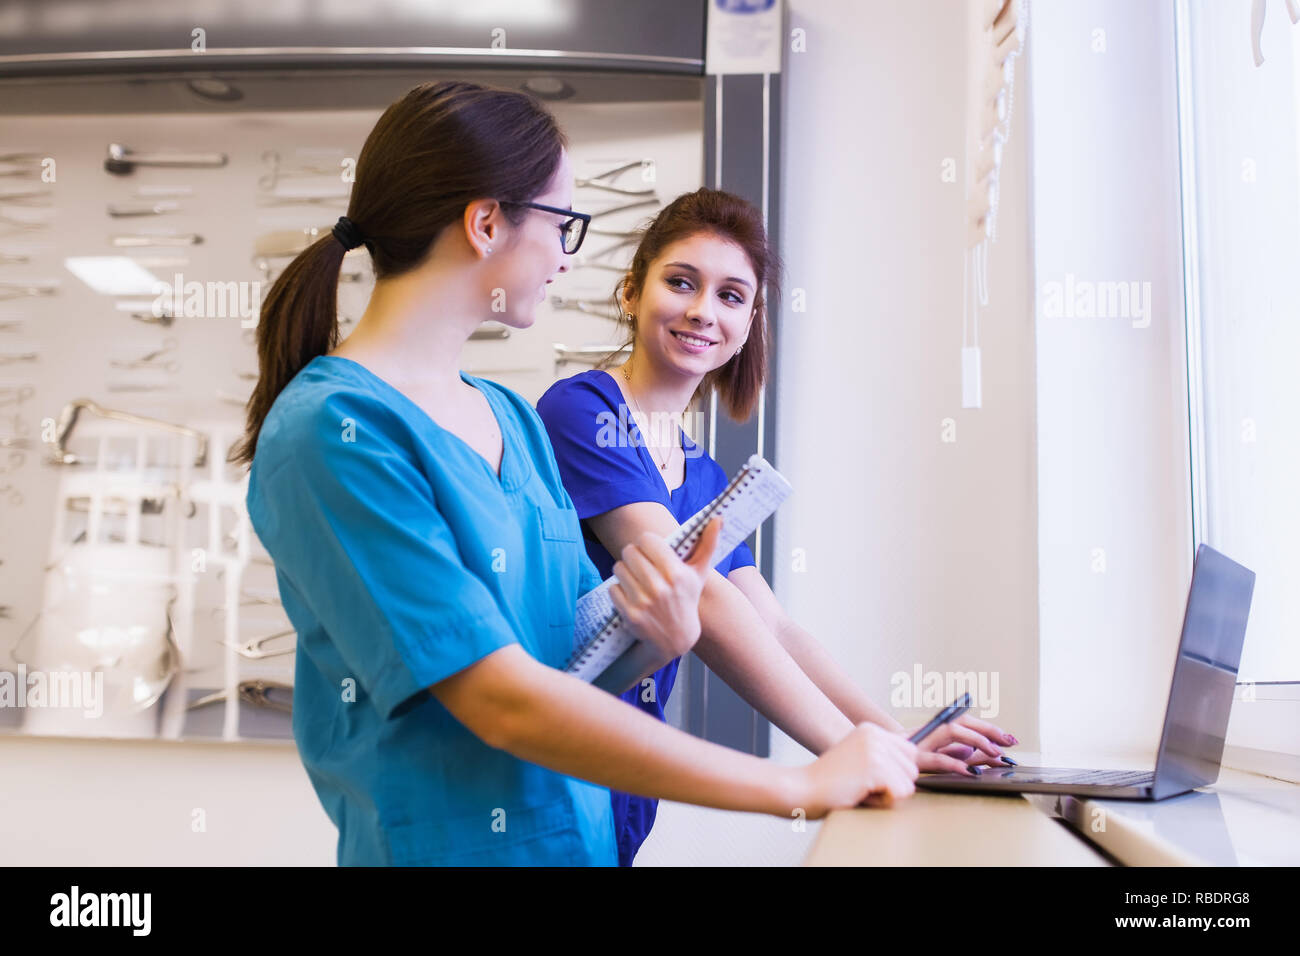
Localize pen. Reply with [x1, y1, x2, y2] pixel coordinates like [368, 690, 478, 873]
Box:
[908, 692, 972, 745]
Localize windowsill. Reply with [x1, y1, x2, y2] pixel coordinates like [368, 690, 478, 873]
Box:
[1024, 758, 1300, 866]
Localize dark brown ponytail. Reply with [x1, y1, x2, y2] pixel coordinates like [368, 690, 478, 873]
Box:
[230, 80, 567, 465]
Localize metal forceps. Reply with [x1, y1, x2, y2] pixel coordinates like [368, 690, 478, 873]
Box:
[187, 679, 293, 713]
[576, 160, 657, 197]
[110, 337, 180, 373]
[219, 625, 296, 659]
[259, 150, 341, 191]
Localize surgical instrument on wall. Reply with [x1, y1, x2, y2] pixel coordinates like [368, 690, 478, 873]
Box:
[187, 679, 293, 713]
[0, 188, 53, 206]
[107, 201, 180, 218]
[0, 384, 34, 405]
[576, 159, 657, 197]
[0, 252, 30, 264]
[0, 212, 48, 232]
[553, 343, 630, 373]
[256, 191, 349, 208]
[588, 227, 642, 239]
[132, 185, 193, 198]
[129, 311, 175, 327]
[110, 338, 180, 373]
[47, 399, 208, 467]
[589, 197, 659, 220]
[219, 625, 296, 660]
[104, 143, 228, 175]
[576, 179, 655, 198]
[0, 281, 57, 300]
[0, 350, 38, 364]
[549, 295, 620, 319]
[0, 483, 23, 505]
[470, 323, 510, 340]
[111, 233, 203, 247]
[259, 150, 343, 190]
[0, 153, 45, 178]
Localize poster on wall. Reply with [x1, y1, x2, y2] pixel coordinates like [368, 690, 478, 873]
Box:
[705, 0, 784, 75]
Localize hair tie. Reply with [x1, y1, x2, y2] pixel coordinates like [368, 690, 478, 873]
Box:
[332, 216, 365, 251]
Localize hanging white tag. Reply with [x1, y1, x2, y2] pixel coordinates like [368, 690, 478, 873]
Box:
[962, 346, 983, 409]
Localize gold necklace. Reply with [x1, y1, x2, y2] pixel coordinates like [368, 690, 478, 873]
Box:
[621, 364, 678, 472]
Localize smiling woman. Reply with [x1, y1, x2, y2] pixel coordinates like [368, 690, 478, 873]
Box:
[536, 189, 1018, 866]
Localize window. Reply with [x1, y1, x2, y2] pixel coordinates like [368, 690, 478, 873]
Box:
[1176, 0, 1300, 757]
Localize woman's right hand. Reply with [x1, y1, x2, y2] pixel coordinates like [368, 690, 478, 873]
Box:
[607, 516, 724, 664]
[796, 723, 920, 817]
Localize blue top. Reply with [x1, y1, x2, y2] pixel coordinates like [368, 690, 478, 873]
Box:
[535, 368, 755, 865]
[245, 355, 616, 866]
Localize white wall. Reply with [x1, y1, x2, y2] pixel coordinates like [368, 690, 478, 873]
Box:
[1027, 0, 1193, 759]
[770, 0, 1039, 764]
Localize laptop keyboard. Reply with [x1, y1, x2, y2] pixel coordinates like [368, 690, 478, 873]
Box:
[998, 768, 1154, 786]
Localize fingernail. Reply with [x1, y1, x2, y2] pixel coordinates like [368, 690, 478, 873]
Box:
[1007, 735, 1018, 745]
[1000, 755, 1018, 766]
[967, 765, 982, 776]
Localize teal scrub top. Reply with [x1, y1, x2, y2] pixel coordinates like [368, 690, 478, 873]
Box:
[245, 354, 617, 866]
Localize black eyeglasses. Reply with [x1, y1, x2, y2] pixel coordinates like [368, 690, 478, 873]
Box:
[499, 201, 591, 254]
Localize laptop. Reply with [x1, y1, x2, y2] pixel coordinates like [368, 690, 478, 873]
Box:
[916, 544, 1255, 801]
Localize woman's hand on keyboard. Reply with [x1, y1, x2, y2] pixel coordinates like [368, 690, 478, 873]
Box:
[907, 713, 1019, 774]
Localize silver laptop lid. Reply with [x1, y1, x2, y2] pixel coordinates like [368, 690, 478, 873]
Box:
[1151, 545, 1256, 799]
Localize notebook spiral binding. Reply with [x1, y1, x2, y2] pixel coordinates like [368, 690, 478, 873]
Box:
[563, 455, 765, 673]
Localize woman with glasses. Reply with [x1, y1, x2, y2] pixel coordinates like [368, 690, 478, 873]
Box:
[536, 188, 1021, 866]
[234, 81, 919, 867]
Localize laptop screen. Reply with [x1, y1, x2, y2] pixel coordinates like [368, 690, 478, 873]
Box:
[1151, 545, 1256, 798]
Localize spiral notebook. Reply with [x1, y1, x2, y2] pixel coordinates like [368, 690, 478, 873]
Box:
[565, 454, 793, 694]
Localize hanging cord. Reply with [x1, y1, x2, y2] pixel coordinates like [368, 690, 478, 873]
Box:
[987, 0, 1029, 244]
